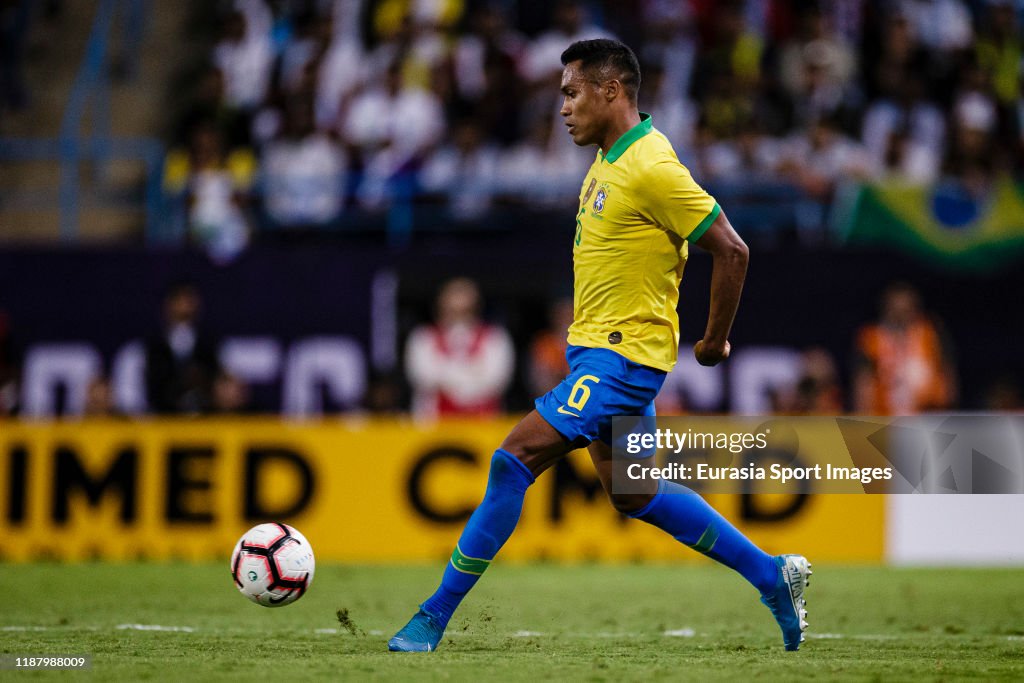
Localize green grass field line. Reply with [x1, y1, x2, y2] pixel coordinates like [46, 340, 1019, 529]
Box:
[2, 563, 1023, 681]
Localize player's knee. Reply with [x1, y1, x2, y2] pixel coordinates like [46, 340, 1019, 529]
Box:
[489, 448, 527, 479]
[496, 437, 533, 462]
[608, 491, 654, 515]
[498, 411, 571, 470]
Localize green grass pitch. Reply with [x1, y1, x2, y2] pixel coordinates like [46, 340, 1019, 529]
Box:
[2, 563, 1023, 680]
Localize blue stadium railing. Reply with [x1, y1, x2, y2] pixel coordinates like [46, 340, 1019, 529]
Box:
[0, 0, 166, 244]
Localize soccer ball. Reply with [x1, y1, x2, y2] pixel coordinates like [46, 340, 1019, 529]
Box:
[230, 523, 315, 607]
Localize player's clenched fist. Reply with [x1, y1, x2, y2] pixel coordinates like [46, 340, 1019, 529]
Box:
[693, 339, 731, 366]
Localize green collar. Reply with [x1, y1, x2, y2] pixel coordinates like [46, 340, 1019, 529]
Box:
[600, 112, 653, 163]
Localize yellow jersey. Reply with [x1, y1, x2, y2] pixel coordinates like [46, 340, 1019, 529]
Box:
[567, 113, 719, 372]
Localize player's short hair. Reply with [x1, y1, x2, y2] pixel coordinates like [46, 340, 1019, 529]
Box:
[561, 39, 641, 101]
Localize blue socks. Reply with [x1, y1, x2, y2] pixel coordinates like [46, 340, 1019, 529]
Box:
[629, 478, 779, 594]
[421, 449, 535, 628]
[421, 451, 776, 630]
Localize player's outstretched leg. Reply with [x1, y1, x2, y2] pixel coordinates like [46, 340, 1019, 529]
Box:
[623, 477, 812, 650]
[388, 448, 535, 652]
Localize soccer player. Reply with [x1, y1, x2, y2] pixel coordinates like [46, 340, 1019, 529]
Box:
[389, 39, 811, 653]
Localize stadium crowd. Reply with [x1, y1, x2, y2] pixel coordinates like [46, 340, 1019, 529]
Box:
[164, 0, 1024, 257]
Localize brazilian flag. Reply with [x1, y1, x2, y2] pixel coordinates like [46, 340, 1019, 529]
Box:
[835, 179, 1024, 272]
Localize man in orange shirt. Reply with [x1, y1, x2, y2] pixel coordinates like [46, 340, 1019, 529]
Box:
[854, 283, 956, 414]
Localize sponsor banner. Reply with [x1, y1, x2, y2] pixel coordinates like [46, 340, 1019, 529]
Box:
[0, 419, 883, 563]
[611, 415, 1024, 494]
[836, 180, 1024, 271]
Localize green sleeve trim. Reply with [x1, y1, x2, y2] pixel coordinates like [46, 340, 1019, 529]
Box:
[687, 203, 720, 243]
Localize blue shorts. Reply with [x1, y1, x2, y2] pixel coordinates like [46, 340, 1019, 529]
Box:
[535, 345, 667, 446]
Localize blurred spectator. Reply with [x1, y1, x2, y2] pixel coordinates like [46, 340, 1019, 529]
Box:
[694, 110, 797, 239]
[779, 5, 857, 129]
[976, 0, 1021, 153]
[363, 371, 405, 415]
[235, 0, 272, 38]
[452, 4, 526, 145]
[640, 0, 697, 103]
[694, 69, 756, 142]
[521, 0, 612, 86]
[976, 2, 1020, 101]
[343, 61, 444, 208]
[826, 0, 867, 46]
[772, 348, 844, 415]
[943, 87, 1001, 191]
[328, 0, 364, 44]
[782, 6, 856, 105]
[873, 124, 940, 184]
[861, 73, 944, 184]
[212, 370, 250, 413]
[277, 9, 328, 97]
[654, 351, 725, 415]
[0, 310, 17, 415]
[984, 375, 1023, 412]
[364, 9, 452, 97]
[692, 0, 763, 113]
[145, 282, 221, 415]
[899, 0, 973, 53]
[779, 115, 871, 241]
[854, 283, 956, 414]
[83, 376, 119, 417]
[314, 7, 366, 130]
[517, 2, 614, 173]
[213, 8, 274, 111]
[419, 118, 500, 221]
[863, 13, 929, 103]
[527, 297, 572, 397]
[1017, 94, 1024, 176]
[642, 63, 697, 159]
[173, 65, 252, 150]
[699, 120, 784, 184]
[405, 277, 514, 419]
[164, 122, 255, 262]
[453, 5, 525, 100]
[0, 0, 31, 116]
[496, 114, 591, 205]
[261, 94, 348, 228]
[369, 0, 463, 81]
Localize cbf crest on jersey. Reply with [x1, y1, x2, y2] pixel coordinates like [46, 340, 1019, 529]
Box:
[593, 183, 610, 213]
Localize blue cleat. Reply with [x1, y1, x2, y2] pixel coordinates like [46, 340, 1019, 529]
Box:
[760, 554, 812, 651]
[388, 607, 446, 652]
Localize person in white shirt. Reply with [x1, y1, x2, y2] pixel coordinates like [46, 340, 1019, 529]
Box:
[405, 278, 514, 419]
[343, 62, 445, 207]
[213, 9, 274, 111]
[418, 119, 501, 221]
[261, 95, 348, 227]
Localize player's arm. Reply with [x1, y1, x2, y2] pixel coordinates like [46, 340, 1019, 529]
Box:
[691, 209, 749, 367]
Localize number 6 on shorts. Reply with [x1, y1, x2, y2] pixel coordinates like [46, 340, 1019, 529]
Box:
[567, 375, 600, 411]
